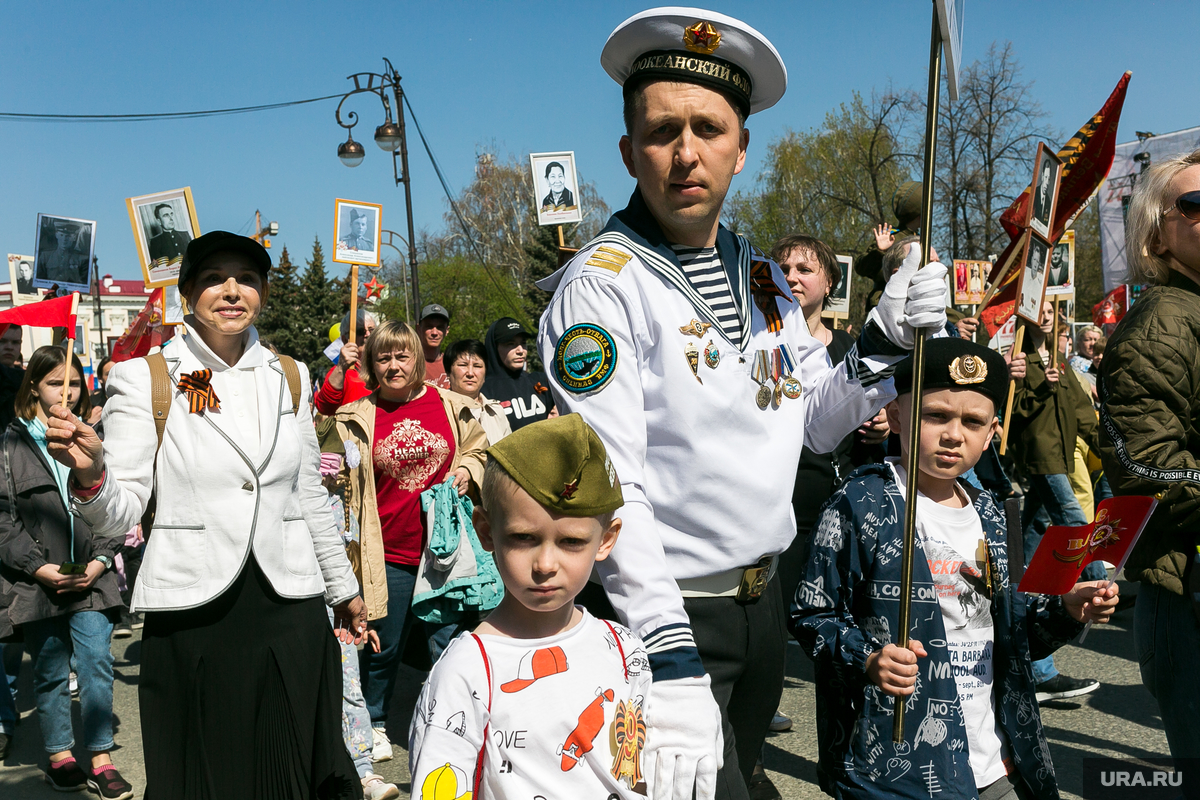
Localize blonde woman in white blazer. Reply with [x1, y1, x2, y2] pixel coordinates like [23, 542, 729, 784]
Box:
[46, 232, 368, 800]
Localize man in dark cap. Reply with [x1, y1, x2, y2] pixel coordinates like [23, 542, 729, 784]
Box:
[482, 317, 555, 431]
[856, 180, 924, 317]
[536, 8, 948, 800]
[417, 304, 451, 389]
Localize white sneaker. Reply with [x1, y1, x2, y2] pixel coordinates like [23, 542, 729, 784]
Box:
[371, 727, 393, 763]
[361, 774, 401, 800]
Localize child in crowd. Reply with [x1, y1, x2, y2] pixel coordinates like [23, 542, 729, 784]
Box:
[409, 414, 652, 800]
[791, 338, 1118, 800]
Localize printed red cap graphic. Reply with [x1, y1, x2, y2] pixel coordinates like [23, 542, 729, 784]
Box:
[501, 646, 569, 693]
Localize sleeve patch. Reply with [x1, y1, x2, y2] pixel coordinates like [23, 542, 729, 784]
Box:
[554, 323, 619, 394]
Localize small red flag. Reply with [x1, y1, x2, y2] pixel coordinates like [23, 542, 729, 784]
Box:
[1093, 284, 1128, 326]
[1018, 495, 1156, 595]
[112, 287, 175, 362]
[0, 293, 79, 337]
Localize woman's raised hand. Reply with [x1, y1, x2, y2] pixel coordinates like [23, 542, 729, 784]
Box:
[45, 404, 105, 486]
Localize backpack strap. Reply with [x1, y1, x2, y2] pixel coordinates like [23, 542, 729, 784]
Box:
[470, 633, 493, 797]
[277, 355, 302, 415]
[141, 352, 173, 534]
[1005, 497, 1025, 588]
[601, 619, 630, 681]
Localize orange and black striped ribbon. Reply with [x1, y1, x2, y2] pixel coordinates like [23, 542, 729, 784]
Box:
[749, 260, 793, 334]
[178, 369, 220, 414]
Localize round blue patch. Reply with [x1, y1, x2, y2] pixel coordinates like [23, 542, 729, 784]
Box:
[554, 323, 618, 394]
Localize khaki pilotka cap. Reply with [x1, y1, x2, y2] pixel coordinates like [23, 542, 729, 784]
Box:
[486, 414, 624, 517]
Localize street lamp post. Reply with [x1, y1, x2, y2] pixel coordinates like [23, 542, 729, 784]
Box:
[334, 58, 420, 321]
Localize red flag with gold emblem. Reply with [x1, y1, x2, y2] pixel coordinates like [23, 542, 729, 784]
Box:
[1093, 284, 1128, 326]
[981, 72, 1132, 311]
[1018, 495, 1156, 595]
[112, 287, 175, 362]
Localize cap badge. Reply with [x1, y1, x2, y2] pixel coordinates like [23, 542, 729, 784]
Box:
[949, 355, 987, 385]
[560, 480, 579, 500]
[679, 319, 712, 339]
[683, 20, 722, 55]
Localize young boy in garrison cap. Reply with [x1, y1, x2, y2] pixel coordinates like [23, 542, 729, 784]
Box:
[790, 338, 1119, 800]
[409, 414, 654, 800]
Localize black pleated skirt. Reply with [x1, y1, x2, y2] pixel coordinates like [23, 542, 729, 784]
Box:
[139, 557, 359, 800]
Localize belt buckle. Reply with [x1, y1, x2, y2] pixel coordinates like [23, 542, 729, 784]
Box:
[736, 556, 773, 602]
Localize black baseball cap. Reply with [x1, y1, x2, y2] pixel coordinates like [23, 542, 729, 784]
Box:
[420, 303, 450, 322]
[177, 231, 272, 289]
[493, 317, 531, 345]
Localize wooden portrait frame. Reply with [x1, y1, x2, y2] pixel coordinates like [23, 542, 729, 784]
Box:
[126, 187, 201, 288]
[332, 198, 383, 267]
[1027, 142, 1063, 241]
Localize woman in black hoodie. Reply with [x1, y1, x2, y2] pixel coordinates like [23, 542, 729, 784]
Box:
[480, 317, 555, 431]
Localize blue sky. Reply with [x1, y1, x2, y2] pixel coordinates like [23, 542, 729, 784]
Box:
[1, 1, 1196, 283]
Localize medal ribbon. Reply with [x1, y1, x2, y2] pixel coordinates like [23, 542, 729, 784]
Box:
[178, 369, 220, 414]
[772, 349, 782, 383]
[779, 344, 796, 376]
[753, 350, 768, 384]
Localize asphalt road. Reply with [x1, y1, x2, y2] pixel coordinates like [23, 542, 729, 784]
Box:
[0, 581, 1169, 799]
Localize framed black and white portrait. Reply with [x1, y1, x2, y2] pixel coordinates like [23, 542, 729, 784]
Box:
[824, 254, 852, 316]
[7, 253, 40, 304]
[1016, 231, 1051, 324]
[1027, 142, 1062, 241]
[333, 199, 382, 267]
[1045, 230, 1075, 297]
[33, 214, 95, 294]
[127, 187, 201, 288]
[530, 151, 583, 226]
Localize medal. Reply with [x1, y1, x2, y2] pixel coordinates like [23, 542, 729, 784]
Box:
[679, 319, 712, 339]
[704, 340, 720, 369]
[684, 341, 702, 383]
[752, 351, 771, 409]
[778, 345, 802, 399]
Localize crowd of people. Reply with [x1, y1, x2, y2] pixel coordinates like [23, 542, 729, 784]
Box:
[0, 7, 1197, 800]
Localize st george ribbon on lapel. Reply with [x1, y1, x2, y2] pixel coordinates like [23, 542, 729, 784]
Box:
[178, 369, 220, 414]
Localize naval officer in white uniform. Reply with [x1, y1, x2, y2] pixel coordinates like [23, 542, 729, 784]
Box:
[537, 8, 949, 800]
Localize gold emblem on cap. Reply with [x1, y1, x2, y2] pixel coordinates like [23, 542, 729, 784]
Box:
[683, 20, 721, 55]
[948, 355, 987, 385]
[679, 319, 712, 338]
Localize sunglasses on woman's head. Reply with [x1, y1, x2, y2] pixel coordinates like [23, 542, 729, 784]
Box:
[1176, 190, 1200, 221]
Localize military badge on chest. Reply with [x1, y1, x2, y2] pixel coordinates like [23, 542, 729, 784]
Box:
[751, 346, 801, 409]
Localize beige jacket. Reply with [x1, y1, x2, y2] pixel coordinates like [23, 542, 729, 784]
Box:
[332, 386, 488, 620]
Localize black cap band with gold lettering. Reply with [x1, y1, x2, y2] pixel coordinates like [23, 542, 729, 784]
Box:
[624, 49, 752, 116]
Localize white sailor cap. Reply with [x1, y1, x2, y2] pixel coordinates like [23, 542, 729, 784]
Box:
[601, 7, 787, 116]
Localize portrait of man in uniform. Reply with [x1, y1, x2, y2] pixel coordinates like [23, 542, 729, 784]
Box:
[1029, 143, 1060, 240]
[332, 199, 383, 267]
[127, 187, 201, 287]
[530, 151, 584, 226]
[1045, 230, 1075, 296]
[7, 253, 38, 301]
[33, 214, 94, 292]
[1017, 233, 1051, 322]
[147, 203, 192, 264]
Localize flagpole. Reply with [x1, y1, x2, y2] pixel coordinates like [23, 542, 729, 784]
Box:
[61, 292, 80, 409]
[348, 265, 360, 346]
[894, 2, 942, 745]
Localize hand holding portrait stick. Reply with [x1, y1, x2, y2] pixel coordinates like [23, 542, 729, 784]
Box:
[45, 404, 105, 487]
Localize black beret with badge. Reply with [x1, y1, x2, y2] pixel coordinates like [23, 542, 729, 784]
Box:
[601, 6, 788, 117]
[486, 413, 624, 517]
[893, 337, 1010, 410]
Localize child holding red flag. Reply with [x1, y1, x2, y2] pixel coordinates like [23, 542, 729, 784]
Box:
[791, 337, 1118, 800]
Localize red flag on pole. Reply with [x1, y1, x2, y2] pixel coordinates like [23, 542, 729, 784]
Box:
[111, 287, 174, 362]
[0, 293, 79, 336]
[1093, 284, 1128, 326]
[980, 72, 1132, 312]
[1018, 495, 1156, 595]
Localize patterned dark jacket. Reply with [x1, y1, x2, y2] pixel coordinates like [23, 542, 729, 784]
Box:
[789, 463, 1083, 799]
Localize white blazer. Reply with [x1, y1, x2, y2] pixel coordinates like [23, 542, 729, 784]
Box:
[74, 324, 360, 612]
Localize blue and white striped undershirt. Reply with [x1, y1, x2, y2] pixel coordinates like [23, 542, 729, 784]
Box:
[671, 244, 743, 343]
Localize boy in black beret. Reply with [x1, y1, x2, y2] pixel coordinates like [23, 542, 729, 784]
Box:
[790, 338, 1118, 800]
[409, 414, 655, 800]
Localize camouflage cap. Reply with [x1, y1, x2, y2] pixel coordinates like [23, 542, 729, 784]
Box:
[487, 413, 623, 517]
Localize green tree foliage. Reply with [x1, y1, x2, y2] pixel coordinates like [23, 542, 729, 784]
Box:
[255, 245, 305, 357]
[1071, 202, 1103, 323]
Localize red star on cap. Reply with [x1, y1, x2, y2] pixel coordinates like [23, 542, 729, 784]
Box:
[560, 480, 579, 499]
[363, 276, 386, 300]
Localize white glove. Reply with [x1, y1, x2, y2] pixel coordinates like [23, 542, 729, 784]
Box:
[868, 241, 948, 350]
[643, 674, 724, 800]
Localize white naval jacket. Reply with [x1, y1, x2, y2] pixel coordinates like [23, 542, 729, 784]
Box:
[74, 324, 360, 613]
[537, 192, 901, 678]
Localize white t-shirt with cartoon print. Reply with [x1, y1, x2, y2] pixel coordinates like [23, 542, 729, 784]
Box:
[409, 608, 653, 800]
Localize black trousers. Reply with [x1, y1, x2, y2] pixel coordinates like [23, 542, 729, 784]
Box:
[579, 576, 788, 800]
